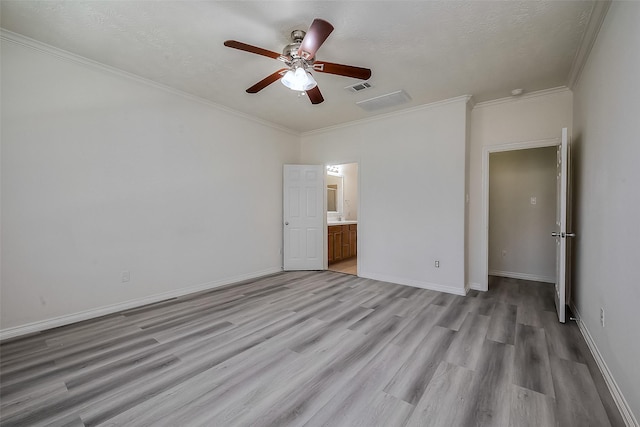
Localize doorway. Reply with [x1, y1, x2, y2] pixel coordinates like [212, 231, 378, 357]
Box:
[480, 137, 561, 292]
[488, 146, 557, 284]
[326, 162, 358, 275]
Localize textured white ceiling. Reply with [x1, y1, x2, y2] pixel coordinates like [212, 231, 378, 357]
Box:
[1, 1, 595, 132]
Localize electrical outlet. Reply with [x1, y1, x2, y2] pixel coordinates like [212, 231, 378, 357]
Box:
[502, 250, 507, 257]
[530, 196, 537, 205]
[600, 307, 605, 327]
[435, 260, 440, 268]
[121, 271, 130, 283]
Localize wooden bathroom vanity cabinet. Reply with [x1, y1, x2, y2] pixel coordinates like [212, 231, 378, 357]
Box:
[328, 223, 357, 264]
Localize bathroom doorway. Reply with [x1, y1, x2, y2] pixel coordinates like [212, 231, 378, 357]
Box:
[327, 162, 358, 276]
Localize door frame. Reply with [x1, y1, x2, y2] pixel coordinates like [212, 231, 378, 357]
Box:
[324, 161, 360, 275]
[479, 137, 560, 291]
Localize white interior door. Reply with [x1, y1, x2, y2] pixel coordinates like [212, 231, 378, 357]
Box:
[283, 165, 324, 270]
[553, 128, 572, 323]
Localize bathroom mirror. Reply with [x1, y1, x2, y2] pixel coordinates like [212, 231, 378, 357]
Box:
[326, 174, 343, 214]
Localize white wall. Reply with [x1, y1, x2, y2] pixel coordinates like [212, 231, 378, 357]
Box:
[572, 1, 640, 421]
[488, 147, 556, 282]
[0, 38, 299, 334]
[301, 98, 470, 295]
[468, 89, 573, 288]
[341, 163, 358, 221]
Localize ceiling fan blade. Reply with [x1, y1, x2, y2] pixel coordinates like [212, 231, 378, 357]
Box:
[224, 40, 281, 60]
[246, 69, 288, 93]
[306, 86, 324, 104]
[298, 19, 334, 60]
[313, 62, 372, 80]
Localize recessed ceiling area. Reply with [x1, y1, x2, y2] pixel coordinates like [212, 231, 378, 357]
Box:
[0, 1, 598, 133]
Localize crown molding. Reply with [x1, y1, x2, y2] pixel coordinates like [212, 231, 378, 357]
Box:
[568, 1, 611, 89]
[466, 95, 477, 110]
[472, 86, 571, 110]
[0, 29, 300, 136]
[302, 94, 472, 137]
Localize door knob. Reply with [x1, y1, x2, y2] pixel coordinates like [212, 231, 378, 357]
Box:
[551, 232, 560, 237]
[566, 232, 576, 237]
[285, 222, 289, 225]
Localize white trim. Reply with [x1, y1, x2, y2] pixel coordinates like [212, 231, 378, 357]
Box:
[570, 303, 639, 427]
[469, 282, 484, 291]
[568, 1, 611, 89]
[480, 137, 561, 292]
[302, 95, 473, 137]
[0, 29, 299, 137]
[473, 87, 570, 110]
[359, 270, 466, 296]
[0, 267, 282, 342]
[488, 270, 555, 284]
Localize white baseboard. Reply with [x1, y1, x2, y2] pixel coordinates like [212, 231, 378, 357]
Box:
[469, 282, 484, 291]
[488, 269, 555, 284]
[358, 270, 466, 296]
[0, 267, 282, 342]
[570, 303, 639, 427]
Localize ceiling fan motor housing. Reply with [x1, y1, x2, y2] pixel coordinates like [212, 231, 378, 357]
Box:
[290, 30, 306, 43]
[282, 43, 301, 60]
[283, 30, 313, 63]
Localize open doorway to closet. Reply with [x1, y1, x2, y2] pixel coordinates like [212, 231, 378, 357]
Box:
[327, 162, 358, 275]
[488, 146, 557, 285]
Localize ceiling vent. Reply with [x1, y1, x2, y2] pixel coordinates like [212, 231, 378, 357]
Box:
[356, 90, 412, 112]
[345, 82, 372, 93]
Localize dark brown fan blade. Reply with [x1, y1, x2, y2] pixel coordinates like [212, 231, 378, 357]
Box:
[306, 85, 324, 104]
[313, 62, 372, 80]
[246, 69, 287, 93]
[298, 19, 334, 60]
[224, 40, 281, 60]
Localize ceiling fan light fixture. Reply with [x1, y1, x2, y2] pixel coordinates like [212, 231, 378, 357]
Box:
[281, 67, 317, 91]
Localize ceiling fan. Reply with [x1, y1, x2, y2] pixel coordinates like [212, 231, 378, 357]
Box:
[224, 19, 372, 105]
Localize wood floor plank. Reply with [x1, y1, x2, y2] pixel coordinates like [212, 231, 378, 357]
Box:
[301, 344, 407, 427]
[459, 338, 515, 427]
[405, 361, 475, 427]
[390, 303, 444, 349]
[516, 294, 545, 327]
[383, 325, 456, 405]
[0, 381, 68, 420]
[578, 342, 628, 427]
[445, 312, 490, 370]
[393, 289, 437, 319]
[513, 323, 555, 397]
[434, 297, 470, 331]
[541, 310, 588, 364]
[349, 391, 414, 427]
[509, 384, 556, 427]
[550, 355, 612, 427]
[486, 301, 518, 345]
[347, 298, 407, 335]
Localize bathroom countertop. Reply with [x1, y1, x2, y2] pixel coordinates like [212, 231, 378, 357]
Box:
[327, 220, 358, 226]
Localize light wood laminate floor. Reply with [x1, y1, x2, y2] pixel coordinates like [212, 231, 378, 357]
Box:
[0, 272, 625, 427]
